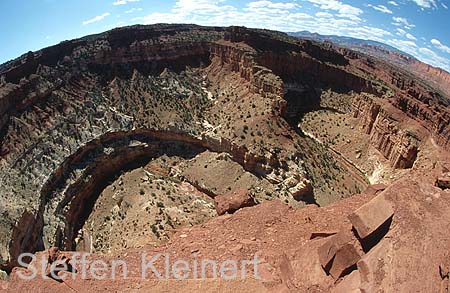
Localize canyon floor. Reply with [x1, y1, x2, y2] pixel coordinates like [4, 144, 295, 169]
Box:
[0, 24, 450, 292]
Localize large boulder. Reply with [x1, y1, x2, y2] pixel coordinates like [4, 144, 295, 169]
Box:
[318, 231, 351, 269]
[348, 193, 394, 239]
[214, 189, 256, 215]
[329, 243, 361, 279]
[318, 231, 361, 280]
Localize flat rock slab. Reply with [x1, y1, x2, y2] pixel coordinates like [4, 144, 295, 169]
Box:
[348, 193, 394, 239]
[332, 270, 361, 293]
[317, 231, 361, 280]
[289, 239, 334, 289]
[318, 231, 351, 269]
[357, 239, 393, 290]
[329, 243, 361, 279]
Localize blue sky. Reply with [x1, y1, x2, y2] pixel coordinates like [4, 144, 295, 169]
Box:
[1, 0, 449, 71]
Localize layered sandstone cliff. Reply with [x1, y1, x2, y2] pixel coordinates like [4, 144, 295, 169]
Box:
[0, 24, 449, 275]
[352, 94, 419, 168]
[0, 25, 313, 270]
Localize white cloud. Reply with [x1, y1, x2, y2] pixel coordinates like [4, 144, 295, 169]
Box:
[387, 38, 450, 72]
[306, 0, 363, 18]
[247, 1, 298, 9]
[409, 0, 437, 8]
[387, 39, 418, 53]
[368, 4, 393, 14]
[392, 16, 415, 29]
[396, 28, 416, 41]
[405, 33, 416, 40]
[417, 47, 450, 71]
[386, 39, 419, 58]
[113, 0, 140, 5]
[442, 2, 448, 9]
[345, 25, 391, 41]
[336, 13, 361, 21]
[82, 13, 110, 25]
[388, 1, 399, 6]
[396, 28, 406, 35]
[431, 39, 450, 54]
[173, 0, 237, 15]
[315, 11, 333, 18]
[125, 7, 143, 13]
[244, 1, 300, 15]
[136, 0, 233, 24]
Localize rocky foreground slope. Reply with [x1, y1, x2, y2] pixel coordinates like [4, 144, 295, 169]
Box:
[4, 171, 450, 292]
[0, 24, 450, 291]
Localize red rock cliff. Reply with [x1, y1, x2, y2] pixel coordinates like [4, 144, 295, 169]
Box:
[353, 94, 419, 168]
